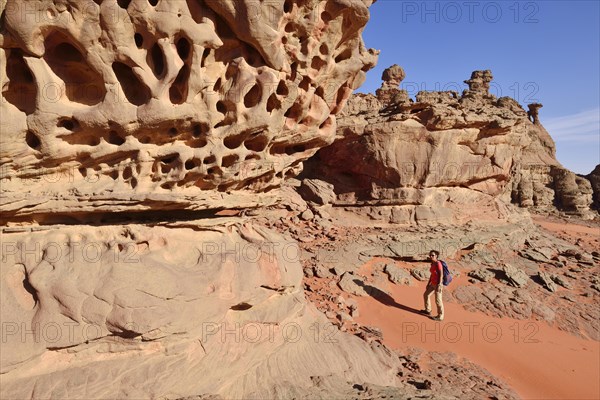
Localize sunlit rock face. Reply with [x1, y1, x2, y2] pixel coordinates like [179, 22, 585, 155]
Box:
[0, 0, 378, 221]
[301, 69, 595, 223]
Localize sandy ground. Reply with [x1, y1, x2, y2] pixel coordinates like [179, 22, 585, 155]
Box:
[352, 256, 600, 400]
[533, 215, 600, 254]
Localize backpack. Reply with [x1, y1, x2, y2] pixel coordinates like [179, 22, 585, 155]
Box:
[441, 260, 453, 286]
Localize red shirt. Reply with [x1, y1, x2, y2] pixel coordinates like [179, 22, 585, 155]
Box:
[429, 261, 443, 285]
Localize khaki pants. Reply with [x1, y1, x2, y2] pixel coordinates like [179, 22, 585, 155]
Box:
[423, 284, 444, 319]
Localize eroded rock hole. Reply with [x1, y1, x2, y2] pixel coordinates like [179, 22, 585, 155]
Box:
[170, 65, 190, 104]
[204, 155, 216, 164]
[335, 48, 353, 63]
[3, 49, 37, 114]
[117, 0, 131, 9]
[216, 100, 228, 114]
[231, 302, 252, 311]
[134, 33, 144, 48]
[284, 102, 303, 119]
[299, 76, 310, 91]
[214, 78, 222, 92]
[291, 144, 306, 154]
[53, 42, 82, 62]
[176, 37, 191, 60]
[149, 43, 165, 77]
[277, 81, 289, 96]
[290, 62, 298, 81]
[161, 154, 178, 164]
[44, 32, 106, 105]
[193, 123, 209, 137]
[245, 134, 268, 152]
[319, 43, 328, 55]
[57, 118, 78, 131]
[300, 38, 309, 56]
[185, 159, 199, 170]
[190, 138, 207, 148]
[224, 132, 246, 150]
[201, 47, 211, 68]
[207, 166, 221, 175]
[222, 154, 239, 168]
[311, 57, 327, 71]
[283, 0, 293, 13]
[244, 84, 262, 108]
[123, 166, 133, 180]
[285, 23, 295, 33]
[266, 93, 280, 112]
[148, 0, 159, 6]
[321, 11, 332, 23]
[26, 131, 41, 150]
[112, 62, 151, 106]
[108, 130, 126, 145]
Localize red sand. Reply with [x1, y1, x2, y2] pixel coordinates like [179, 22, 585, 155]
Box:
[353, 265, 600, 400]
[533, 216, 600, 252]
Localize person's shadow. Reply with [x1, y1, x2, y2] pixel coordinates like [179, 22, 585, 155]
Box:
[354, 279, 424, 316]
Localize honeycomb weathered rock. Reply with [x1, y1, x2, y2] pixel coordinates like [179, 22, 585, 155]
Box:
[0, 0, 378, 222]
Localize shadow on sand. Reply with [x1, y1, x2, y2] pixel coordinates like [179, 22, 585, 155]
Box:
[354, 279, 426, 317]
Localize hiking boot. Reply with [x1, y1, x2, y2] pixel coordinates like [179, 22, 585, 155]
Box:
[419, 309, 432, 316]
[431, 316, 443, 322]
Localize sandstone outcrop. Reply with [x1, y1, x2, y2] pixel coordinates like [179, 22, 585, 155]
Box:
[587, 164, 600, 209]
[0, 0, 378, 222]
[0, 1, 421, 399]
[0, 221, 406, 398]
[299, 68, 596, 222]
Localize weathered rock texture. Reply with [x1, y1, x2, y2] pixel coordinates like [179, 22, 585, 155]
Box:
[300, 69, 597, 223]
[0, 221, 406, 398]
[587, 164, 600, 209]
[0, 0, 378, 222]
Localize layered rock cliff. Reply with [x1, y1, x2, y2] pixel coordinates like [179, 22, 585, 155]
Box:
[300, 66, 596, 223]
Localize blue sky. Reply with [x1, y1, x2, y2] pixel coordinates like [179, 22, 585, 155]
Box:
[358, 0, 600, 174]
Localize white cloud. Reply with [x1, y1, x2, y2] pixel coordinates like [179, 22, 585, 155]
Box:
[543, 108, 600, 143]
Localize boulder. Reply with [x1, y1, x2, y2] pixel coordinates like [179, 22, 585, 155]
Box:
[338, 272, 369, 297]
[538, 271, 558, 292]
[502, 264, 529, 288]
[299, 179, 337, 205]
[468, 269, 495, 282]
[384, 264, 412, 285]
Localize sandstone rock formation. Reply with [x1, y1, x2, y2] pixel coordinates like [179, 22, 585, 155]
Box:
[375, 63, 409, 106]
[587, 164, 600, 209]
[0, 0, 378, 222]
[0, 1, 425, 399]
[299, 68, 597, 222]
[1, 2, 597, 398]
[0, 221, 406, 398]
